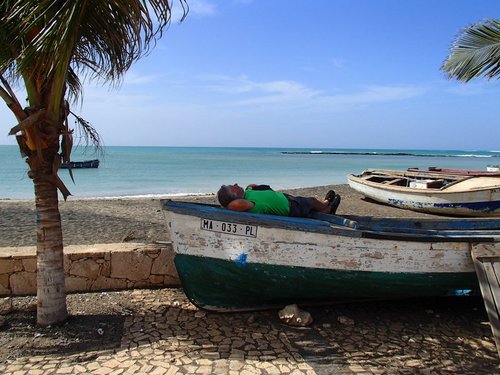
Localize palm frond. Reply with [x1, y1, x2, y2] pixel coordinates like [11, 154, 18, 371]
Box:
[66, 67, 82, 103]
[0, 1, 23, 83]
[442, 19, 500, 82]
[12, 0, 188, 86]
[69, 110, 103, 149]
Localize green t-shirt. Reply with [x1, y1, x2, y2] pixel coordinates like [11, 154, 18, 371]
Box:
[244, 189, 290, 216]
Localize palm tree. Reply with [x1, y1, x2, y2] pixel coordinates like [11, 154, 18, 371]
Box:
[0, 0, 188, 326]
[442, 19, 500, 82]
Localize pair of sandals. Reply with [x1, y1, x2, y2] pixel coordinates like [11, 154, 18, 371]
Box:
[325, 190, 341, 214]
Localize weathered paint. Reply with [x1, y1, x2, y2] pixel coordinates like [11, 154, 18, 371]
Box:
[170, 213, 477, 273]
[175, 253, 479, 311]
[161, 200, 500, 311]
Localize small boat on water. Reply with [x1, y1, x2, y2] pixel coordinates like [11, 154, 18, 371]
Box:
[161, 199, 500, 312]
[60, 159, 100, 169]
[407, 166, 500, 176]
[487, 165, 500, 172]
[347, 169, 500, 217]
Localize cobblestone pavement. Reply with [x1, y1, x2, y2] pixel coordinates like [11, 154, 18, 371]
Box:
[1, 288, 499, 374]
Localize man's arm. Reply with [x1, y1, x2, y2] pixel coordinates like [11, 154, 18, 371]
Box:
[227, 199, 255, 211]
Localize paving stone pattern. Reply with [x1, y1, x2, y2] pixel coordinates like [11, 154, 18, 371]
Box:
[0, 288, 499, 374]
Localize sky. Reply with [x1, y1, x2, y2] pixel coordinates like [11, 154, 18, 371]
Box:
[1, 0, 499, 149]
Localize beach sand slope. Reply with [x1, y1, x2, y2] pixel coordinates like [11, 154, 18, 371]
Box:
[0, 184, 435, 247]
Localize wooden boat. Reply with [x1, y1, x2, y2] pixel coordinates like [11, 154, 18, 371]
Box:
[161, 199, 500, 312]
[407, 166, 500, 176]
[347, 169, 500, 217]
[60, 159, 100, 169]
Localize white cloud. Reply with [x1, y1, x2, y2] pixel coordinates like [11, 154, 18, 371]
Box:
[232, 0, 254, 5]
[122, 72, 157, 85]
[194, 74, 425, 110]
[62, 73, 429, 147]
[332, 85, 426, 104]
[186, 0, 217, 17]
[198, 74, 320, 97]
[444, 82, 491, 96]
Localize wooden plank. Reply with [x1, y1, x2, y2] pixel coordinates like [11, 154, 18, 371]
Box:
[387, 178, 404, 185]
[472, 245, 500, 358]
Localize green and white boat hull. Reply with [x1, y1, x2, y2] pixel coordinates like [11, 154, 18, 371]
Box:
[162, 201, 499, 312]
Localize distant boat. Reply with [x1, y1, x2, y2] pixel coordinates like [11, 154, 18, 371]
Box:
[161, 199, 500, 312]
[60, 159, 100, 169]
[407, 166, 500, 176]
[347, 169, 500, 217]
[487, 165, 500, 172]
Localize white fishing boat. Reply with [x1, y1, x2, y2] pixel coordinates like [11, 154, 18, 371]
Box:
[161, 200, 500, 312]
[347, 169, 500, 216]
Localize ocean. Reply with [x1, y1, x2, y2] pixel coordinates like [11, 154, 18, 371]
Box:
[1, 145, 499, 200]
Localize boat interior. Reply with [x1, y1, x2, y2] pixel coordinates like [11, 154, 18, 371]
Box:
[362, 174, 451, 189]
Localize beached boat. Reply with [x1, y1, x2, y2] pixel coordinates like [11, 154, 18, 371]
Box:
[407, 166, 500, 176]
[60, 159, 100, 169]
[347, 169, 500, 217]
[161, 199, 500, 312]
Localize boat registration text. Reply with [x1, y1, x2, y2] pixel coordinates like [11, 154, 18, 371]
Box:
[200, 219, 257, 237]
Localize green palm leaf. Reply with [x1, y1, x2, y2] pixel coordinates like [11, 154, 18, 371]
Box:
[442, 19, 500, 82]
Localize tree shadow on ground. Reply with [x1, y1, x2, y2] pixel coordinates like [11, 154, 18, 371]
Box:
[0, 312, 125, 361]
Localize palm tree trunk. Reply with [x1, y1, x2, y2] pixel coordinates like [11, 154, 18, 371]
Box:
[32, 157, 68, 326]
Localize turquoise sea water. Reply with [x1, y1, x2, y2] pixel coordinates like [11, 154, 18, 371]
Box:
[1, 145, 499, 200]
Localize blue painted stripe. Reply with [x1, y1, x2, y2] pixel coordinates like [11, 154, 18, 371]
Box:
[432, 200, 500, 212]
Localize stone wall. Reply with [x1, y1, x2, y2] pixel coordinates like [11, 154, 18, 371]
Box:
[0, 243, 180, 296]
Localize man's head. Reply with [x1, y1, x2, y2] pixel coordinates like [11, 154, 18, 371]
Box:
[217, 184, 244, 207]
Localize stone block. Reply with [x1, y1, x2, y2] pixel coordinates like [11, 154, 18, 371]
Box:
[131, 280, 151, 289]
[111, 250, 152, 281]
[0, 258, 23, 274]
[143, 247, 160, 255]
[63, 255, 71, 272]
[69, 259, 100, 280]
[1, 243, 179, 295]
[92, 276, 128, 291]
[151, 247, 178, 278]
[164, 274, 181, 286]
[65, 276, 91, 293]
[0, 274, 10, 295]
[149, 275, 164, 284]
[101, 260, 111, 277]
[10, 271, 37, 295]
[22, 258, 37, 273]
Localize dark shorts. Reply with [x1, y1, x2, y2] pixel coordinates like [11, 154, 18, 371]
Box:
[284, 194, 312, 217]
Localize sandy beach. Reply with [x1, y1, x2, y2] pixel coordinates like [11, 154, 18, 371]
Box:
[2, 185, 499, 373]
[0, 184, 436, 248]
